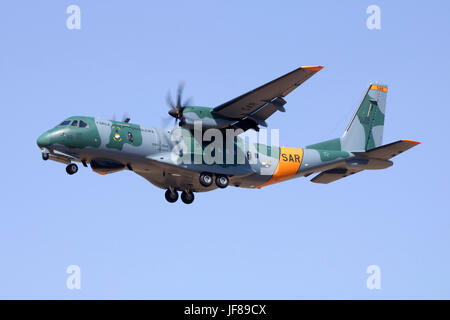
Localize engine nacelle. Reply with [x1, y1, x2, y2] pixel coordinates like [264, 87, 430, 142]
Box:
[178, 107, 235, 130]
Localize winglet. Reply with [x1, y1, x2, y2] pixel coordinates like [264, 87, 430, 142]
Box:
[301, 66, 324, 71]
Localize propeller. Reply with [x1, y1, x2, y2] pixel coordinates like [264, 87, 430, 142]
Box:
[122, 112, 131, 123]
[166, 82, 192, 126]
[111, 113, 131, 123]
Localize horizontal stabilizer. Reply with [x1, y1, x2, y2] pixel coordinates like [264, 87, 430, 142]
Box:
[310, 168, 362, 184]
[311, 139, 420, 184]
[362, 139, 420, 160]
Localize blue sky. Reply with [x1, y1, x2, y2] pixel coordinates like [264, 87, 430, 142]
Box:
[0, 0, 449, 299]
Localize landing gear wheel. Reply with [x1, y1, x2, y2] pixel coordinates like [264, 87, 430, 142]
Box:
[199, 172, 213, 187]
[42, 152, 49, 161]
[181, 191, 194, 204]
[215, 175, 229, 188]
[165, 189, 179, 203]
[66, 163, 78, 175]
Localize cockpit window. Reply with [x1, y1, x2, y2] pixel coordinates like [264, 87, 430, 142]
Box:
[58, 120, 71, 126]
[79, 120, 88, 128]
[71, 120, 78, 127]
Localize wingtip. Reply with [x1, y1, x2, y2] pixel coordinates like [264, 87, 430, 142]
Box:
[402, 139, 421, 144]
[301, 65, 324, 71]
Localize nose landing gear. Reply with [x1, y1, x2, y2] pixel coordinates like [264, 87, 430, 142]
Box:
[41, 148, 49, 161]
[66, 163, 78, 175]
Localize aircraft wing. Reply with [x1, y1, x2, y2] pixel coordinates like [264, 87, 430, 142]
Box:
[133, 154, 252, 192]
[134, 157, 211, 193]
[211, 66, 323, 131]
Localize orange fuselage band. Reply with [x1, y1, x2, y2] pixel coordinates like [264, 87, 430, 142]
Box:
[258, 147, 304, 187]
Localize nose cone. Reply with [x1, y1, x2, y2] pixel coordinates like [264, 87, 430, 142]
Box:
[37, 132, 51, 147]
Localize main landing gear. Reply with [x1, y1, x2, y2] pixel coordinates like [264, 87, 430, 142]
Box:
[66, 163, 78, 175]
[165, 189, 195, 204]
[165, 189, 179, 203]
[180, 191, 194, 204]
[215, 175, 229, 188]
[199, 172, 229, 189]
[199, 172, 213, 187]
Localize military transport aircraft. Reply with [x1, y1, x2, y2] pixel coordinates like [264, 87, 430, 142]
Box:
[37, 66, 419, 204]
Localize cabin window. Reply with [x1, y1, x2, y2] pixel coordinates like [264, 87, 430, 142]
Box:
[58, 120, 71, 126]
[79, 120, 88, 128]
[71, 120, 78, 127]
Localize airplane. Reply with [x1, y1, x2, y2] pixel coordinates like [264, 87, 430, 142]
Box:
[36, 66, 419, 204]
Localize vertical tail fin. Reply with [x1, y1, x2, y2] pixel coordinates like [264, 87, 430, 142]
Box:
[341, 83, 388, 151]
